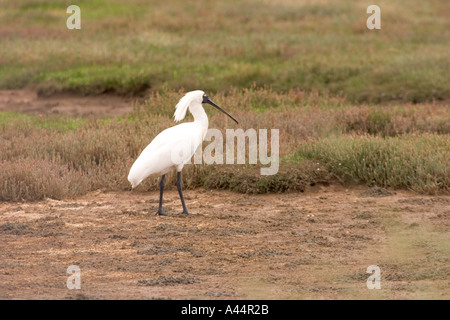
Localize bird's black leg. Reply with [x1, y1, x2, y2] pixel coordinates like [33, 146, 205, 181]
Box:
[176, 171, 192, 215]
[156, 174, 168, 216]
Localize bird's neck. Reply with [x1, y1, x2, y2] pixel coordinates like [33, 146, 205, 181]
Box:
[189, 103, 209, 129]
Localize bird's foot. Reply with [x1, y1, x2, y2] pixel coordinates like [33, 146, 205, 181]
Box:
[181, 210, 193, 216]
[155, 209, 169, 216]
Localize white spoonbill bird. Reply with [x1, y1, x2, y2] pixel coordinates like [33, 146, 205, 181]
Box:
[128, 90, 238, 216]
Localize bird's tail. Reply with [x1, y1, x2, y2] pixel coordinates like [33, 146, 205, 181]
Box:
[127, 171, 141, 190]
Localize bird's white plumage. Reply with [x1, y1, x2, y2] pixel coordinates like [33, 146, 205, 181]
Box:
[128, 90, 207, 189]
[173, 90, 204, 122]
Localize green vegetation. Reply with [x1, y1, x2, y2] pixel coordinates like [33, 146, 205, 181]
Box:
[0, 1, 449, 200]
[0, 0, 449, 102]
[0, 111, 86, 132]
[1, 89, 449, 200]
[290, 134, 450, 194]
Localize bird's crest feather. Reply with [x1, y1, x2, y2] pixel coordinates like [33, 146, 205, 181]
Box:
[173, 90, 204, 122]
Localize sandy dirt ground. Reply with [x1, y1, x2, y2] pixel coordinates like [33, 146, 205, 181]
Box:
[0, 90, 449, 299]
[0, 186, 449, 300]
[0, 89, 137, 117]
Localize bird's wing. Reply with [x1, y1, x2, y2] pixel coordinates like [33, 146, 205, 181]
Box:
[128, 123, 203, 187]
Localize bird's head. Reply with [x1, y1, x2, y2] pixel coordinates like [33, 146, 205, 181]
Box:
[174, 90, 238, 124]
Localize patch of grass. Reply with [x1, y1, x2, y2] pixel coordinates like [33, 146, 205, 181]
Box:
[0, 89, 448, 201]
[0, 111, 86, 132]
[291, 134, 450, 194]
[0, 159, 90, 201]
[34, 65, 155, 96]
[197, 162, 333, 194]
[0, 0, 449, 102]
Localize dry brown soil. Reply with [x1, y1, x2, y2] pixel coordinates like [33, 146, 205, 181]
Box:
[1, 186, 449, 300]
[0, 89, 136, 117]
